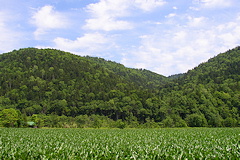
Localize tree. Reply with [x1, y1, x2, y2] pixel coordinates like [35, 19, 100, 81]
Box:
[171, 114, 187, 127]
[1, 47, 240, 128]
[31, 114, 44, 128]
[142, 117, 159, 128]
[223, 117, 238, 127]
[162, 117, 174, 128]
[115, 119, 126, 129]
[185, 114, 208, 127]
[0, 108, 20, 127]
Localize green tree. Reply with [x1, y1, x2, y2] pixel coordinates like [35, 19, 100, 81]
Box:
[0, 108, 20, 127]
[223, 117, 238, 127]
[162, 117, 174, 128]
[142, 117, 159, 128]
[171, 114, 187, 127]
[31, 114, 44, 128]
[115, 119, 126, 129]
[185, 114, 208, 127]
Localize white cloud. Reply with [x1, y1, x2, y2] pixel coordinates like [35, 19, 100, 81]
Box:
[200, 0, 233, 8]
[84, 17, 133, 31]
[165, 13, 176, 18]
[52, 33, 113, 56]
[190, 0, 234, 11]
[121, 14, 240, 76]
[31, 5, 69, 38]
[187, 16, 207, 27]
[134, 0, 166, 12]
[0, 12, 22, 53]
[122, 32, 213, 75]
[217, 21, 240, 47]
[84, 0, 132, 31]
[189, 6, 200, 11]
[84, 0, 166, 31]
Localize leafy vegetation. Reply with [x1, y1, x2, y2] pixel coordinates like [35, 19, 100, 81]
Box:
[0, 128, 239, 159]
[0, 47, 240, 127]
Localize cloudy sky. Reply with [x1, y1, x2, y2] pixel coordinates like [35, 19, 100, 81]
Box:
[1, 0, 240, 76]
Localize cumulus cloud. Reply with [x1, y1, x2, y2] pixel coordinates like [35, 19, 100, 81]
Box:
[84, 0, 132, 31]
[31, 5, 69, 38]
[53, 33, 113, 56]
[84, 0, 166, 31]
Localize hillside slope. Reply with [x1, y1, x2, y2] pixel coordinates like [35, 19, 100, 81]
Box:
[181, 46, 240, 84]
[85, 56, 168, 88]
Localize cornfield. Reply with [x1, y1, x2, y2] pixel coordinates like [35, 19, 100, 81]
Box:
[0, 128, 239, 159]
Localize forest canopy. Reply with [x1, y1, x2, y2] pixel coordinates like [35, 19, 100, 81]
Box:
[0, 47, 240, 128]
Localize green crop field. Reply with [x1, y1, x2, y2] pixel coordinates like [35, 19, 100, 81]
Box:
[0, 128, 239, 159]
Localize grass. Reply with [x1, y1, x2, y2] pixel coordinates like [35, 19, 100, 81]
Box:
[0, 128, 239, 159]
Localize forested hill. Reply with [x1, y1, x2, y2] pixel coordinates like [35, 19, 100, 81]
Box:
[0, 47, 240, 128]
[0, 48, 167, 119]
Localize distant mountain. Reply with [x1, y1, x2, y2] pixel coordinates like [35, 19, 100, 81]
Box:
[0, 47, 239, 127]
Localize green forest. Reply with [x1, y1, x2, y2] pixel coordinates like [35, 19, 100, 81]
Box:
[0, 47, 240, 128]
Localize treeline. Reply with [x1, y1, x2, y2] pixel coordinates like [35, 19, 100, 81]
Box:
[0, 108, 237, 128]
[0, 47, 240, 128]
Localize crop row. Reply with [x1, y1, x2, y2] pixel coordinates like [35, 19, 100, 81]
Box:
[0, 128, 239, 159]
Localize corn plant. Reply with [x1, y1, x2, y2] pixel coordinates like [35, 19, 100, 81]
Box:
[0, 128, 239, 159]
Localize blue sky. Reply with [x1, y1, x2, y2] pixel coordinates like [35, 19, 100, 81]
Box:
[1, 0, 240, 76]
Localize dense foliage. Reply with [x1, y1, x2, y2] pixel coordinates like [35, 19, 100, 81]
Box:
[0, 128, 239, 159]
[85, 56, 168, 88]
[0, 47, 240, 127]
